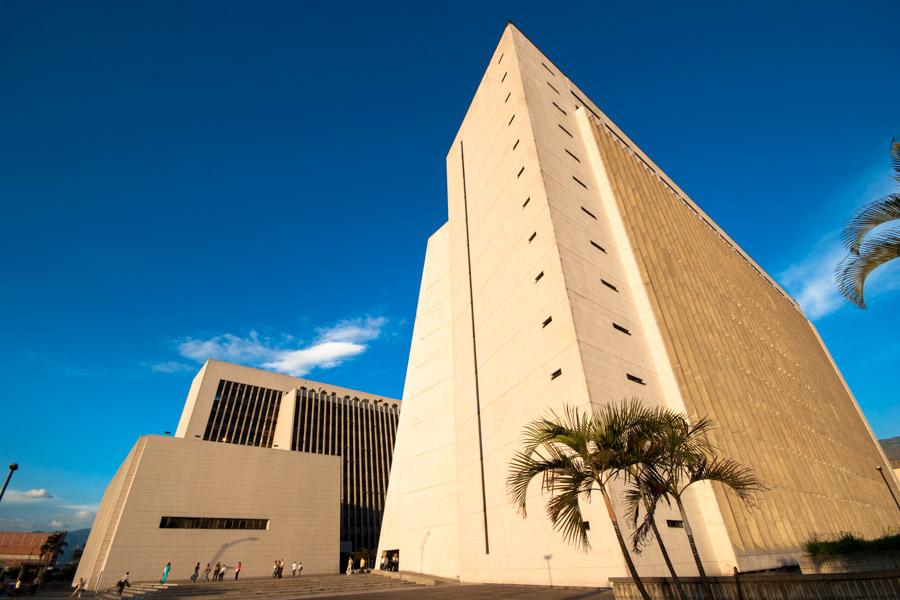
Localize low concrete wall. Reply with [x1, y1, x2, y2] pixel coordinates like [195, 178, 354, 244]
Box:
[798, 552, 900, 574]
[611, 571, 900, 599]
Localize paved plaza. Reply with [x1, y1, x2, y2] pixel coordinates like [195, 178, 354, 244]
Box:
[39, 573, 614, 599]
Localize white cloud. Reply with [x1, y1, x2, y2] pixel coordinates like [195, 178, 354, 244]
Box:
[4, 489, 53, 503]
[175, 316, 388, 377]
[316, 317, 387, 343]
[72, 510, 92, 520]
[50, 520, 64, 529]
[148, 360, 194, 374]
[780, 240, 847, 320]
[23, 489, 52, 499]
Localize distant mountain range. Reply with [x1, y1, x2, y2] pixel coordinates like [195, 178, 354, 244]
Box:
[880, 436, 900, 466]
[58, 528, 90, 564]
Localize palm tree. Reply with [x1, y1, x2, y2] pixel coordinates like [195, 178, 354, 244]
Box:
[624, 467, 688, 600]
[835, 137, 900, 308]
[629, 414, 763, 599]
[623, 413, 714, 600]
[506, 400, 660, 600]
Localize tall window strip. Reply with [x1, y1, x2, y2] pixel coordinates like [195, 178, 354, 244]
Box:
[203, 380, 282, 447]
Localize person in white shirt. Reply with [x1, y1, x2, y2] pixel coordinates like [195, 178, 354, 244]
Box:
[292, 561, 298, 576]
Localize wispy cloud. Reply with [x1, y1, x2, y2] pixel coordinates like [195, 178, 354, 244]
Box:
[175, 316, 388, 377]
[4, 489, 53, 503]
[23, 489, 52, 499]
[780, 238, 847, 320]
[147, 360, 194, 374]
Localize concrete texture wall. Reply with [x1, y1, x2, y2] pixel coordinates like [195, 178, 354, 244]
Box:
[377, 21, 897, 588]
[376, 225, 461, 579]
[75, 435, 339, 590]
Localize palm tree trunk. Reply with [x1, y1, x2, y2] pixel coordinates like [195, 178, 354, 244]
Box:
[644, 499, 688, 600]
[600, 485, 652, 600]
[674, 494, 713, 600]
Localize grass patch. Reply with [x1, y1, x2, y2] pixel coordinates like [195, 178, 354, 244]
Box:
[804, 532, 900, 557]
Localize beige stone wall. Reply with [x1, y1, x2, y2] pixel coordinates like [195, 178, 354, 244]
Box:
[376, 225, 461, 579]
[75, 435, 339, 590]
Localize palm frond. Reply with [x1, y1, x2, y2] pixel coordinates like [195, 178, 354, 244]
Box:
[685, 455, 765, 506]
[835, 227, 900, 308]
[840, 193, 900, 256]
[892, 137, 900, 185]
[507, 448, 572, 517]
[623, 486, 656, 552]
[544, 468, 594, 550]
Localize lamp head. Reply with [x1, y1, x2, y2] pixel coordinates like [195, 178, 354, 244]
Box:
[8, 464, 18, 472]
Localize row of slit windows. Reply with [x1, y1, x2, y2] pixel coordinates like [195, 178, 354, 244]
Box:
[159, 516, 268, 530]
[496, 52, 646, 389]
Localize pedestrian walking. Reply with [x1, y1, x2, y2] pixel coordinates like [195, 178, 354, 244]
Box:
[272, 560, 279, 578]
[235, 561, 241, 581]
[360, 557, 366, 573]
[346, 556, 353, 575]
[191, 562, 200, 583]
[279, 558, 286, 578]
[292, 561, 297, 577]
[115, 573, 131, 596]
[202, 563, 211, 581]
[161, 561, 171, 584]
[213, 562, 221, 582]
[298, 560, 303, 577]
[219, 564, 227, 581]
[71, 577, 85, 598]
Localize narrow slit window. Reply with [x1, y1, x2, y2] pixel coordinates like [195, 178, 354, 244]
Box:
[528, 232, 536, 243]
[667, 520, 684, 529]
[505, 92, 511, 103]
[590, 240, 607, 253]
[542, 62, 555, 76]
[559, 124, 573, 138]
[565, 149, 581, 163]
[613, 323, 631, 335]
[601, 279, 618, 292]
[517, 166, 525, 178]
[550, 368, 562, 380]
[501, 71, 508, 83]
[552, 101, 568, 115]
[508, 114, 515, 126]
[522, 197, 531, 208]
[513, 139, 520, 150]
[497, 53, 504, 64]
[581, 206, 597, 220]
[535, 271, 544, 282]
[572, 176, 588, 189]
[542, 316, 552, 328]
[547, 81, 560, 94]
[626, 374, 646, 385]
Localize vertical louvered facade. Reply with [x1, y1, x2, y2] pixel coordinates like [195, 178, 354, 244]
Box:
[288, 388, 399, 554]
[174, 359, 400, 557]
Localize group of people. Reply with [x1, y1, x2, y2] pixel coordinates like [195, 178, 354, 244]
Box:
[379, 552, 400, 572]
[192, 561, 241, 583]
[270, 559, 302, 578]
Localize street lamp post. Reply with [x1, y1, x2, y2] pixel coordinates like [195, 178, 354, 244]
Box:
[875, 465, 900, 512]
[0, 463, 19, 504]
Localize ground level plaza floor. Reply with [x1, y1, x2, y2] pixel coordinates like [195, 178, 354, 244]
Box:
[75, 435, 340, 590]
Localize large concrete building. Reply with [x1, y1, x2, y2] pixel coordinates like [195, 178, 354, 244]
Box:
[376, 24, 900, 587]
[77, 360, 399, 589]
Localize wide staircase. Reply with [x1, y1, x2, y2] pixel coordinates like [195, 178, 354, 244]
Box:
[85, 573, 421, 599]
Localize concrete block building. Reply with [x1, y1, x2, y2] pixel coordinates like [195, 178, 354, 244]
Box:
[376, 23, 900, 587]
[76, 360, 399, 589]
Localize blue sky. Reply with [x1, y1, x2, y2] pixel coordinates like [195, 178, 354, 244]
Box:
[1, 1, 897, 532]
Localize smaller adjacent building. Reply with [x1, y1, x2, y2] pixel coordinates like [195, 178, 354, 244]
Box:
[0, 531, 67, 588]
[75, 360, 400, 590]
[75, 435, 339, 590]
